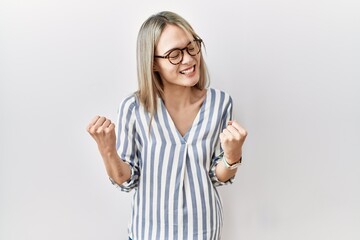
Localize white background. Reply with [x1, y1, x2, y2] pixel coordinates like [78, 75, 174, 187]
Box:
[1, 0, 359, 239]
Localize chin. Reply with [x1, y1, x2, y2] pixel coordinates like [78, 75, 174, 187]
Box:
[182, 76, 200, 87]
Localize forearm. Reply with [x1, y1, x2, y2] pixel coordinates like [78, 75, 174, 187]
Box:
[100, 150, 131, 185]
[86, 115, 132, 185]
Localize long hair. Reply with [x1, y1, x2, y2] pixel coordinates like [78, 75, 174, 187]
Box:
[136, 11, 210, 120]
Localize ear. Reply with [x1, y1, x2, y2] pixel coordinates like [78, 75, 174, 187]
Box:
[153, 61, 159, 72]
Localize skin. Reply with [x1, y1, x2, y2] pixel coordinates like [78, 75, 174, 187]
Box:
[87, 24, 247, 185]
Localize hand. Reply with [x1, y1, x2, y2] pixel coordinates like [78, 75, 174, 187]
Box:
[219, 120, 248, 164]
[86, 116, 117, 157]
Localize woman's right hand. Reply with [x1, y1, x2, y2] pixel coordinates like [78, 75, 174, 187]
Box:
[86, 116, 117, 157]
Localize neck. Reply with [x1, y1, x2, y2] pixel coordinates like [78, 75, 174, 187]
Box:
[162, 86, 194, 109]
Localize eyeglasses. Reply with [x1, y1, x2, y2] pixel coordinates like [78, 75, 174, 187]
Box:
[154, 39, 202, 65]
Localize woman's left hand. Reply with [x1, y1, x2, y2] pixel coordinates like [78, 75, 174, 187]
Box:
[219, 120, 248, 164]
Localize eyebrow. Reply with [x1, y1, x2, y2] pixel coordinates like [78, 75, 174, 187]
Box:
[162, 41, 192, 55]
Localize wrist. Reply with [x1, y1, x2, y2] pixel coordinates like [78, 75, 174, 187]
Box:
[222, 155, 242, 170]
[100, 148, 118, 161]
[224, 152, 242, 165]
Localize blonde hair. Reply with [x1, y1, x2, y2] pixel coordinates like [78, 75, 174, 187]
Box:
[136, 11, 209, 118]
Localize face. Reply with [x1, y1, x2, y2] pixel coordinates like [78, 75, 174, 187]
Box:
[154, 24, 201, 90]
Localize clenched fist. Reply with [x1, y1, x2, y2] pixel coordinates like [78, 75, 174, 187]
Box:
[86, 116, 117, 157]
[219, 120, 248, 164]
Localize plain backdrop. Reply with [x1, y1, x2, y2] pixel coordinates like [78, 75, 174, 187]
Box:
[1, 0, 359, 239]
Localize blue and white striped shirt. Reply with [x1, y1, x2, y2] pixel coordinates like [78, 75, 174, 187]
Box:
[114, 88, 234, 240]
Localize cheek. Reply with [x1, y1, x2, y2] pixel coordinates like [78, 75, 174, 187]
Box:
[158, 64, 179, 78]
[196, 54, 201, 65]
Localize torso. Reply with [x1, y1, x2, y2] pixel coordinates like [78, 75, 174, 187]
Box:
[117, 88, 232, 239]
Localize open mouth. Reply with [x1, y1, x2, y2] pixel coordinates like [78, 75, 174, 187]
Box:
[180, 65, 195, 74]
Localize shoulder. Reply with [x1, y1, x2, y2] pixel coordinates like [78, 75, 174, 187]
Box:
[207, 87, 233, 104]
[118, 93, 140, 114]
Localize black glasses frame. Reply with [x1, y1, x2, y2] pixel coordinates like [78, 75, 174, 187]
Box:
[154, 39, 203, 65]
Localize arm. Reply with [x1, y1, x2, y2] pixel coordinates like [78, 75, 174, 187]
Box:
[86, 116, 131, 185]
[215, 120, 247, 182]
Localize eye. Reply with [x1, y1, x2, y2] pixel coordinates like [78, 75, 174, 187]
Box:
[169, 50, 181, 59]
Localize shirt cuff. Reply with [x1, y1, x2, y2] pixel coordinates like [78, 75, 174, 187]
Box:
[209, 158, 235, 187]
[109, 161, 139, 192]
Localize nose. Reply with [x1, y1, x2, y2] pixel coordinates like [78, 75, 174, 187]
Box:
[181, 49, 194, 64]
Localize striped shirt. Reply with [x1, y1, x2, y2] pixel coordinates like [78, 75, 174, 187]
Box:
[113, 88, 234, 240]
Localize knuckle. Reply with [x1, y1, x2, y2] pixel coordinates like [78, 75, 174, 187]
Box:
[99, 116, 106, 122]
[89, 126, 96, 134]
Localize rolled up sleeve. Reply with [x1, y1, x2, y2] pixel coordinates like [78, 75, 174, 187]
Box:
[111, 95, 140, 192]
[209, 94, 235, 187]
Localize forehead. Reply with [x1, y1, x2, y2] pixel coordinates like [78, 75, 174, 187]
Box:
[156, 24, 193, 53]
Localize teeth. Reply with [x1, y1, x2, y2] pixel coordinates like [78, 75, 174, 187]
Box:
[180, 66, 194, 74]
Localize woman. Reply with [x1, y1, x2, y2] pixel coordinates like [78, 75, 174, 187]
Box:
[87, 11, 247, 240]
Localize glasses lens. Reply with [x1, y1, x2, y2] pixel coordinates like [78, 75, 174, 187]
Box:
[166, 39, 202, 65]
[168, 49, 182, 64]
[187, 40, 201, 56]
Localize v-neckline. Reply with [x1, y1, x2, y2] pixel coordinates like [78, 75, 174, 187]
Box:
[159, 88, 210, 142]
